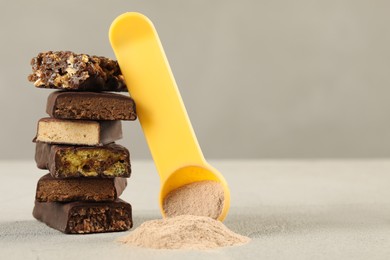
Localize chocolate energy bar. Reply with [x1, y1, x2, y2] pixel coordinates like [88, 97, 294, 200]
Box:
[28, 51, 127, 91]
[35, 142, 131, 178]
[36, 174, 127, 202]
[34, 118, 122, 146]
[46, 91, 137, 121]
[33, 199, 133, 234]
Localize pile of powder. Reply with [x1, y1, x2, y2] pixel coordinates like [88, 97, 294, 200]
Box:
[117, 180, 250, 250]
[163, 180, 224, 219]
[118, 215, 250, 250]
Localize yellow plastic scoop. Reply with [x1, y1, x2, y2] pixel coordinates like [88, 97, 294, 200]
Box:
[109, 12, 230, 221]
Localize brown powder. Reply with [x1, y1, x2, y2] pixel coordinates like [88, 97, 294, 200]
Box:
[118, 215, 250, 250]
[117, 181, 249, 250]
[163, 180, 224, 219]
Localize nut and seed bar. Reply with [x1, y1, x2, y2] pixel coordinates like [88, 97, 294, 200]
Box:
[28, 51, 127, 91]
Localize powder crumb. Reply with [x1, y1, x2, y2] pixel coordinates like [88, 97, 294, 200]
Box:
[163, 180, 224, 219]
[118, 215, 250, 250]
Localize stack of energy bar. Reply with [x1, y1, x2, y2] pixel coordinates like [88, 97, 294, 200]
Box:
[28, 51, 136, 234]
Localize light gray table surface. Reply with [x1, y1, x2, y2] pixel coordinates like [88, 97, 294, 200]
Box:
[1, 160, 389, 259]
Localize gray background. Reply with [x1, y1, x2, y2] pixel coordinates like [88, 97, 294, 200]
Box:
[1, 0, 390, 160]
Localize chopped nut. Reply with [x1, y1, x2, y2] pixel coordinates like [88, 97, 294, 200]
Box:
[65, 67, 77, 76]
[67, 55, 75, 65]
[34, 79, 44, 86]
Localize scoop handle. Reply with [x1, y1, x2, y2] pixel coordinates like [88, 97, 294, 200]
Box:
[109, 13, 206, 180]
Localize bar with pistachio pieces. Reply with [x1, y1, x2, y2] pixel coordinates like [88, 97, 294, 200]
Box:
[35, 142, 131, 178]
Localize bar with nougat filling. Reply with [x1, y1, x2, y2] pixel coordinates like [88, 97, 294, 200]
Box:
[35, 142, 131, 178]
[34, 118, 122, 146]
[33, 199, 133, 234]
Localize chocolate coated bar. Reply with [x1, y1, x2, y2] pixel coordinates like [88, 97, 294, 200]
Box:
[28, 51, 127, 91]
[46, 91, 137, 120]
[35, 142, 131, 178]
[34, 118, 122, 146]
[33, 199, 133, 234]
[36, 174, 127, 202]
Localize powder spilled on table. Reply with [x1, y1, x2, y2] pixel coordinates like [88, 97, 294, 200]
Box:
[118, 215, 250, 250]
